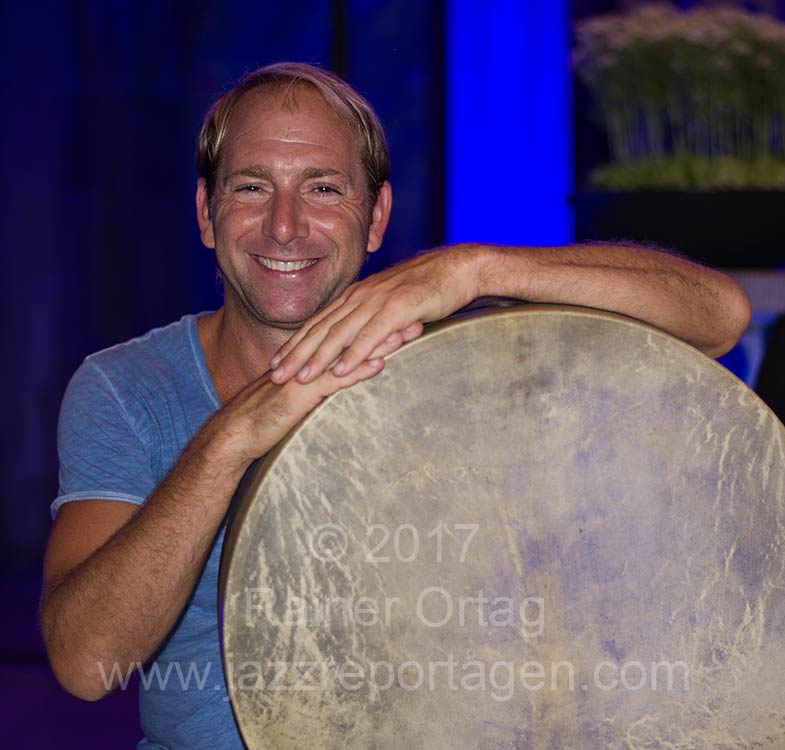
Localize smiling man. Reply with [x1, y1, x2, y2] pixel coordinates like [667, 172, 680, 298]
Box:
[40, 62, 750, 749]
[193, 79, 398, 404]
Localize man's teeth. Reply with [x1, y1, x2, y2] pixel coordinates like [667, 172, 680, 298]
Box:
[254, 256, 318, 272]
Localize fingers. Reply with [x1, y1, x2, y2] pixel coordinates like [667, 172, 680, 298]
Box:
[271, 315, 424, 387]
[270, 311, 360, 384]
[364, 321, 424, 360]
[270, 294, 353, 372]
[400, 321, 425, 342]
[319, 310, 390, 378]
[270, 301, 392, 384]
[308, 356, 385, 399]
[269, 304, 362, 385]
[367, 331, 405, 361]
[330, 317, 425, 377]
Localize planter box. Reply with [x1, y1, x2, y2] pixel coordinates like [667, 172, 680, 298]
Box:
[573, 191, 785, 268]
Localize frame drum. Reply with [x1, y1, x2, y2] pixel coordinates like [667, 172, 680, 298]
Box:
[220, 304, 785, 749]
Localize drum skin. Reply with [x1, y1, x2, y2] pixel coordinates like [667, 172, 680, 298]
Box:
[219, 304, 785, 750]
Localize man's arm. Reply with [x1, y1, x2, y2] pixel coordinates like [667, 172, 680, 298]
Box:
[269, 242, 752, 384]
[41, 360, 384, 701]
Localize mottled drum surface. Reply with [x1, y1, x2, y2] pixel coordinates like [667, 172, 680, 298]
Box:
[220, 305, 785, 750]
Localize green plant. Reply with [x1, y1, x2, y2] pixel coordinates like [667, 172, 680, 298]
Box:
[573, 3, 785, 188]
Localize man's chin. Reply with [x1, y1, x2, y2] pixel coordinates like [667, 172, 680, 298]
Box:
[266, 318, 308, 331]
[240, 286, 348, 332]
[254, 305, 325, 332]
[253, 291, 346, 332]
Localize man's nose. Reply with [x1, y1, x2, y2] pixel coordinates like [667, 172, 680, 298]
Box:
[263, 190, 308, 245]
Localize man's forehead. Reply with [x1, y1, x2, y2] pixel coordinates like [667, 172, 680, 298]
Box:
[219, 85, 359, 158]
[234, 84, 348, 132]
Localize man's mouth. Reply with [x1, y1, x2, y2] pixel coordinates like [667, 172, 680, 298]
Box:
[253, 256, 319, 272]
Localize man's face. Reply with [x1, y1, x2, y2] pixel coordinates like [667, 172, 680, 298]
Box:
[197, 86, 391, 331]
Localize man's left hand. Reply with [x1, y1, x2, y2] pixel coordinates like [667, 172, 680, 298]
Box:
[269, 246, 482, 384]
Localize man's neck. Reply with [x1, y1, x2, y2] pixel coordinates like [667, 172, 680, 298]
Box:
[197, 306, 293, 404]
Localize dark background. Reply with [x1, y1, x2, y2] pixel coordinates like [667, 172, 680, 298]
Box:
[1, 1, 783, 746]
[2, 0, 447, 573]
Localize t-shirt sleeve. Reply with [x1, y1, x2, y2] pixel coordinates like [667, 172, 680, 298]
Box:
[51, 358, 156, 519]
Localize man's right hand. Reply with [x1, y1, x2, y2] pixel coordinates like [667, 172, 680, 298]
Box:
[209, 356, 385, 471]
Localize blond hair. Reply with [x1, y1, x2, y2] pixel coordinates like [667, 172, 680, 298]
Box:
[196, 62, 390, 208]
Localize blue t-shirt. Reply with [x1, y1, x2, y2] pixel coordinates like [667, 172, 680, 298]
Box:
[52, 313, 245, 749]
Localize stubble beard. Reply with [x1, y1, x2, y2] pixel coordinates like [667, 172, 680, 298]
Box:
[216, 259, 363, 334]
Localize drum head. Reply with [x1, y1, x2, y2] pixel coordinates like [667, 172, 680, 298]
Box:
[220, 304, 785, 749]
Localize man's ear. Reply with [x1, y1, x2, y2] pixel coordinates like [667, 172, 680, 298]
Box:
[196, 178, 216, 249]
[367, 181, 392, 254]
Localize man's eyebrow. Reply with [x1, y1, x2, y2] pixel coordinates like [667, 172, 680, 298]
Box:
[223, 166, 348, 184]
[301, 167, 345, 180]
[224, 165, 273, 183]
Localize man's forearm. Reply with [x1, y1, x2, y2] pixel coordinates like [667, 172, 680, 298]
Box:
[268, 240, 752, 385]
[41, 421, 248, 700]
[42, 360, 386, 701]
[469, 243, 751, 357]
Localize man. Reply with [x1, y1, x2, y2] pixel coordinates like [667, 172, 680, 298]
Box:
[40, 62, 750, 749]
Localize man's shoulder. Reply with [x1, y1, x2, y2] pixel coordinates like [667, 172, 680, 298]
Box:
[84, 314, 205, 378]
[62, 312, 218, 443]
[67, 313, 218, 416]
[55, 313, 218, 508]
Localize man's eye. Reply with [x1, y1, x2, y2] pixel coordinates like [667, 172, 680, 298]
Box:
[313, 184, 340, 195]
[237, 185, 261, 192]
